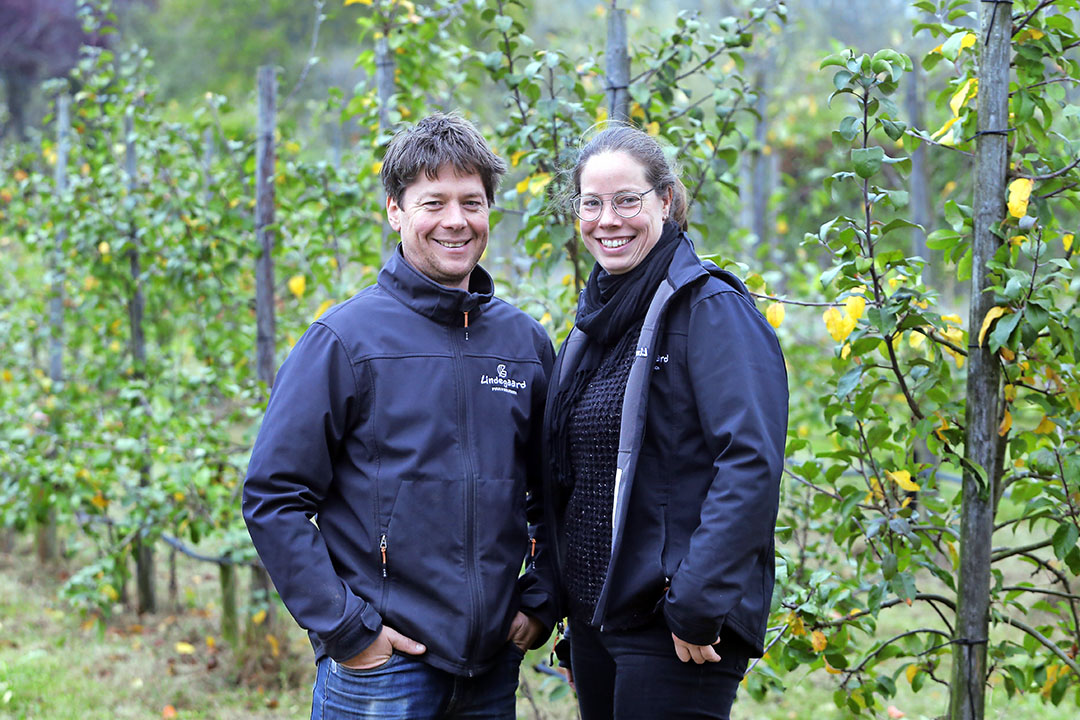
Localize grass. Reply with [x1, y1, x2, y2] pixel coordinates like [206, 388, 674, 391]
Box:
[2, 523, 1076, 720]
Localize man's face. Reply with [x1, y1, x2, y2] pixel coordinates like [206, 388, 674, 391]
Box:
[386, 165, 490, 290]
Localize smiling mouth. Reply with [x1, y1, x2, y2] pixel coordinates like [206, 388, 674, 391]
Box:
[598, 236, 633, 249]
[435, 239, 470, 249]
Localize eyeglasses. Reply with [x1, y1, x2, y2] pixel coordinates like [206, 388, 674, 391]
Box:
[571, 188, 655, 222]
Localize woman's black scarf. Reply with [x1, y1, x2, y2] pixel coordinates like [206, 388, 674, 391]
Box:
[550, 221, 683, 489]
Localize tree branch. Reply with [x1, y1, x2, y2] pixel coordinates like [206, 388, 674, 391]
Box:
[992, 539, 1053, 562]
[282, 0, 326, 108]
[997, 614, 1080, 680]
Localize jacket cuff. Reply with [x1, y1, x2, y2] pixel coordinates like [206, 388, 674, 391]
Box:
[320, 602, 384, 662]
[517, 581, 559, 648]
[663, 599, 722, 647]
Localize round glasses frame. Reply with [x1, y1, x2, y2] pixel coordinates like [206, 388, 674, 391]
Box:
[571, 188, 656, 222]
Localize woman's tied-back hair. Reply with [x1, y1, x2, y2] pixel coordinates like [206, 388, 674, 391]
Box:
[380, 113, 507, 205]
[571, 124, 689, 230]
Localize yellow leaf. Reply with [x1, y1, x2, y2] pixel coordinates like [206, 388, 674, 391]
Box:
[1033, 415, 1056, 435]
[886, 470, 920, 493]
[344, 0, 373, 4]
[999, 346, 1015, 362]
[1010, 234, 1027, 247]
[288, 274, 307, 299]
[960, 32, 977, 49]
[941, 314, 963, 325]
[788, 612, 806, 636]
[630, 103, 645, 121]
[1007, 177, 1033, 218]
[866, 476, 885, 502]
[371, 161, 383, 175]
[823, 307, 856, 342]
[266, 633, 280, 658]
[510, 150, 527, 167]
[529, 172, 553, 195]
[98, 241, 111, 255]
[811, 630, 827, 652]
[1064, 233, 1074, 252]
[841, 342, 851, 359]
[978, 306, 1008, 347]
[1004, 384, 1016, 401]
[102, 584, 119, 602]
[175, 641, 196, 655]
[950, 78, 977, 116]
[173, 491, 185, 502]
[844, 294, 866, 322]
[945, 539, 959, 568]
[515, 177, 530, 195]
[91, 493, 109, 509]
[645, 121, 660, 137]
[909, 331, 925, 349]
[1, 369, 11, 382]
[765, 302, 785, 328]
[540, 312, 552, 325]
[206, 635, 216, 649]
[595, 105, 608, 122]
[931, 116, 959, 141]
[313, 299, 335, 320]
[252, 609, 268, 626]
[824, 657, 843, 674]
[775, 218, 789, 234]
[998, 410, 1012, 436]
[906, 664, 919, 685]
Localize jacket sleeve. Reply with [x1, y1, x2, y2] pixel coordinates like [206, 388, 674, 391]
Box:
[515, 332, 560, 646]
[663, 289, 788, 645]
[242, 322, 383, 662]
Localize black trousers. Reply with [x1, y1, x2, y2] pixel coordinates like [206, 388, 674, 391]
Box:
[569, 618, 750, 720]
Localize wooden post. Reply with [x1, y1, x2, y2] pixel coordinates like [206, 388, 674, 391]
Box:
[38, 94, 70, 564]
[220, 562, 238, 646]
[255, 66, 278, 390]
[949, 4, 1011, 719]
[252, 65, 278, 631]
[375, 34, 396, 258]
[126, 113, 156, 614]
[606, 4, 630, 123]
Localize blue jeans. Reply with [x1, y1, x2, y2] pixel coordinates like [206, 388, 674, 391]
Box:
[310, 644, 524, 720]
[569, 618, 750, 720]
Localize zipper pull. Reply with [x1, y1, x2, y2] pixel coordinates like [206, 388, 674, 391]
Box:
[529, 536, 537, 571]
[464, 311, 469, 341]
[380, 534, 388, 578]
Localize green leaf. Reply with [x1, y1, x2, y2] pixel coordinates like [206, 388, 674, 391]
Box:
[833, 69, 854, 91]
[851, 146, 885, 178]
[1052, 523, 1079, 560]
[880, 118, 907, 141]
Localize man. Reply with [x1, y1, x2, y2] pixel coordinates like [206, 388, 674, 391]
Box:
[243, 113, 557, 720]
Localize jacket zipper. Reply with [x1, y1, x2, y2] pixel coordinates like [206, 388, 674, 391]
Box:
[378, 533, 390, 607]
[451, 324, 481, 676]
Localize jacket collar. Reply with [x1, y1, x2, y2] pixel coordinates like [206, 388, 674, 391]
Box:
[665, 233, 710, 291]
[377, 244, 494, 325]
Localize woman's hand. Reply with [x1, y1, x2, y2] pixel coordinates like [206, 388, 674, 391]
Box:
[672, 632, 721, 664]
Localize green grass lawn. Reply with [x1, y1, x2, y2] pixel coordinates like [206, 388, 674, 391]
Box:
[1, 531, 1075, 720]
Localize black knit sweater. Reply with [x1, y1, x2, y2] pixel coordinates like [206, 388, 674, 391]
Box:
[563, 324, 641, 625]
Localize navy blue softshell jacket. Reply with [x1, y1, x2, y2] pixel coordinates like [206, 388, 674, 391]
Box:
[544, 236, 788, 655]
[243, 246, 557, 676]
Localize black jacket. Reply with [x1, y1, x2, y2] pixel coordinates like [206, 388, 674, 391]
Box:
[545, 235, 788, 654]
[243, 246, 556, 676]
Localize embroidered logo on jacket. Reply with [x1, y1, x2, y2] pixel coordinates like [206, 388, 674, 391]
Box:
[481, 364, 527, 395]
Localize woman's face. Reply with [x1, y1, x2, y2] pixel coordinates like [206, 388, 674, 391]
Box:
[577, 150, 671, 275]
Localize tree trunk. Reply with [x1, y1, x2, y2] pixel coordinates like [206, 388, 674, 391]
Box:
[220, 562, 238, 646]
[906, 67, 932, 284]
[38, 94, 70, 564]
[606, 6, 630, 123]
[126, 114, 156, 615]
[376, 34, 396, 259]
[949, 4, 1011, 719]
[252, 65, 278, 632]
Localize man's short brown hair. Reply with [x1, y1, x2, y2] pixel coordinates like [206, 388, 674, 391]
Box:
[380, 113, 507, 205]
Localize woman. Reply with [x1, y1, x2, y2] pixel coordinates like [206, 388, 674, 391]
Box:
[543, 126, 788, 719]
